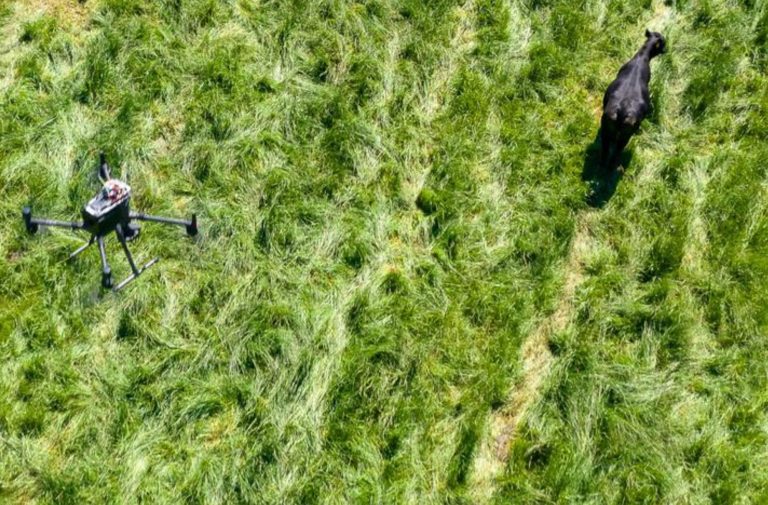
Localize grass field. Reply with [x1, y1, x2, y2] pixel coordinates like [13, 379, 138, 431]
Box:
[1, 0, 767, 503]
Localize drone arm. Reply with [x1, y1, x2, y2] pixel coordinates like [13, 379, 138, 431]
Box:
[32, 219, 82, 229]
[130, 212, 198, 236]
[23, 207, 82, 234]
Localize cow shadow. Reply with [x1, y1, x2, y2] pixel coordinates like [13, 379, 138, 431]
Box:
[582, 130, 632, 208]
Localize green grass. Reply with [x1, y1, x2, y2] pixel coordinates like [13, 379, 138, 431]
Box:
[0, 0, 767, 503]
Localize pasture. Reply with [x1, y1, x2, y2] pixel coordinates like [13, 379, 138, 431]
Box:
[0, 0, 767, 502]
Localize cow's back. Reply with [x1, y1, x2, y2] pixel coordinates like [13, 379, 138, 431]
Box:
[602, 59, 651, 123]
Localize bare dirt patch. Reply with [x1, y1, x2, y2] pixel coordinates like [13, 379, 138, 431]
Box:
[17, 0, 95, 27]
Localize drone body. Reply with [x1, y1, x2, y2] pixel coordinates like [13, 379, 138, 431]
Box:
[22, 153, 198, 291]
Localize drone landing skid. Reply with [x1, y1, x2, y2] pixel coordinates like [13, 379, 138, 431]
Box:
[51, 220, 161, 292]
[78, 223, 158, 292]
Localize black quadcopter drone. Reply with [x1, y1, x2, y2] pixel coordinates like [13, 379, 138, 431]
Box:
[22, 153, 198, 291]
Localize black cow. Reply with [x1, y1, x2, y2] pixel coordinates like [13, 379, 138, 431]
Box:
[600, 30, 666, 169]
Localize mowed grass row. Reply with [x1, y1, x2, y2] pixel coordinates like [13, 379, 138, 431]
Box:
[0, 0, 766, 503]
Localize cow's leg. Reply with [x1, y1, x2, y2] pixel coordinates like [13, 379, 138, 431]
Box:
[612, 130, 634, 172]
[599, 116, 614, 168]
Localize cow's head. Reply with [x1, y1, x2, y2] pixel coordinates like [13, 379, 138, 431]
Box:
[645, 29, 667, 57]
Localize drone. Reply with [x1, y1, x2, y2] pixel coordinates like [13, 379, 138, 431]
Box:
[22, 153, 198, 291]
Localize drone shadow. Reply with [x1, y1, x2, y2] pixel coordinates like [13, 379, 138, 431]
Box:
[581, 130, 632, 208]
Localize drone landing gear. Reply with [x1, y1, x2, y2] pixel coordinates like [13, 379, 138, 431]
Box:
[69, 235, 96, 260]
[97, 235, 113, 289]
[92, 227, 158, 292]
[113, 224, 158, 291]
[23, 204, 197, 292]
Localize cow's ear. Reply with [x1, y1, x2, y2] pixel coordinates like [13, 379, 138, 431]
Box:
[645, 29, 651, 38]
